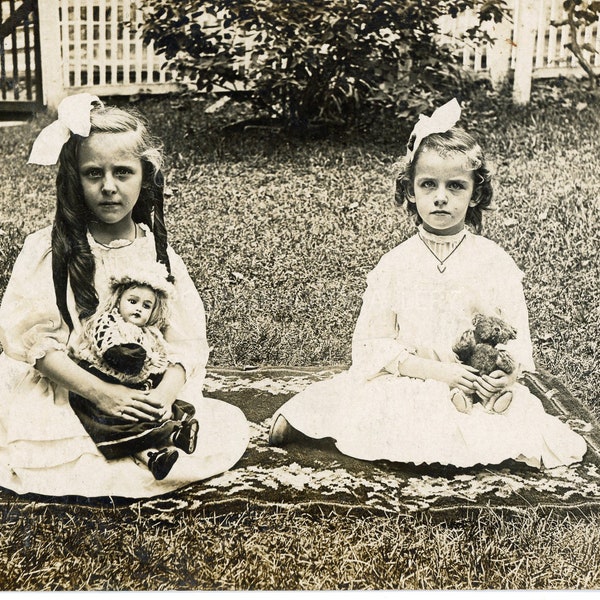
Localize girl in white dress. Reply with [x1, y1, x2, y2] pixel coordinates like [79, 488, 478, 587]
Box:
[0, 94, 249, 498]
[269, 99, 586, 470]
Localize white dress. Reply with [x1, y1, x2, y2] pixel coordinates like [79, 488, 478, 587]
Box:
[0, 224, 249, 498]
[274, 228, 587, 469]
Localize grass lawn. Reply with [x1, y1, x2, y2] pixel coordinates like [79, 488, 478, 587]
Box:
[0, 85, 599, 590]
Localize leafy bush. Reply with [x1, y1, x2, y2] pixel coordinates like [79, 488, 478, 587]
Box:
[139, 0, 507, 129]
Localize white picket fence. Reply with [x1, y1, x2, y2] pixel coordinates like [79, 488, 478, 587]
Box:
[32, 0, 600, 109]
[445, 0, 600, 73]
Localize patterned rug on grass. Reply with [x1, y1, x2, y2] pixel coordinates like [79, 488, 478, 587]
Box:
[136, 366, 600, 518]
[2, 367, 600, 519]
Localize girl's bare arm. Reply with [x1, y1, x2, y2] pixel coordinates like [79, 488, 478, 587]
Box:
[398, 354, 479, 395]
[35, 349, 164, 421]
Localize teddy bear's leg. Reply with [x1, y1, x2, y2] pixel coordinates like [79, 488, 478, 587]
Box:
[450, 388, 473, 414]
[491, 390, 513, 414]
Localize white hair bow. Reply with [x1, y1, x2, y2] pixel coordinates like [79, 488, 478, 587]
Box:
[28, 93, 103, 165]
[406, 98, 462, 161]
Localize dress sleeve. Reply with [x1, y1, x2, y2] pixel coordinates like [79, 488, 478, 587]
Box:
[162, 249, 210, 383]
[351, 262, 412, 380]
[494, 255, 535, 373]
[0, 228, 70, 365]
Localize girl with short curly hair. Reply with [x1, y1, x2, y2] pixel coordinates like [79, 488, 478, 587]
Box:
[270, 99, 586, 470]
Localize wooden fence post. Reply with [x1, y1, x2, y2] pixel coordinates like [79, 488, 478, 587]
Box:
[513, 0, 538, 104]
[37, 0, 64, 110]
[487, 12, 514, 88]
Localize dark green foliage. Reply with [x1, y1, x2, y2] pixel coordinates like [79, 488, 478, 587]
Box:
[138, 0, 507, 129]
[562, 0, 600, 26]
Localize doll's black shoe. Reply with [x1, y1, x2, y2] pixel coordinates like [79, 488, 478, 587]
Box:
[172, 419, 199, 454]
[147, 448, 179, 480]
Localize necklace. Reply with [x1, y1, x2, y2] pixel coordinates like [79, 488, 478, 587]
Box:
[417, 232, 466, 273]
[92, 223, 138, 249]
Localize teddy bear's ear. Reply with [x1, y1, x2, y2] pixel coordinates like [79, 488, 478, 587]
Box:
[472, 313, 484, 327]
[473, 314, 494, 343]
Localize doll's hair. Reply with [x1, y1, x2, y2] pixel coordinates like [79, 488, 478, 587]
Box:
[81, 280, 170, 352]
[107, 281, 170, 330]
[394, 127, 493, 233]
[52, 104, 172, 329]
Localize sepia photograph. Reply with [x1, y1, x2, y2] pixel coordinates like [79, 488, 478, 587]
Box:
[0, 0, 599, 590]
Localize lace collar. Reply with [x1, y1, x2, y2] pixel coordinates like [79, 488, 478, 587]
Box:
[87, 222, 150, 249]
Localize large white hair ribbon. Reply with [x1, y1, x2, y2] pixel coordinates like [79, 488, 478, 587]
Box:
[406, 98, 462, 161]
[28, 93, 103, 165]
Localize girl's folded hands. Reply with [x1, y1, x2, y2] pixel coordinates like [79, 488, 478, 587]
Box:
[473, 369, 518, 411]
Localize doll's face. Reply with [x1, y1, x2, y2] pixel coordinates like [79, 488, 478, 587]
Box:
[118, 285, 156, 327]
[409, 149, 477, 235]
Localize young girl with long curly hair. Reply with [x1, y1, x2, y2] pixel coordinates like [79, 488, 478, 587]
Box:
[0, 94, 249, 497]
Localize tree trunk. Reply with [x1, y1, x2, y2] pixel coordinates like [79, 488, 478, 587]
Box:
[566, 4, 597, 90]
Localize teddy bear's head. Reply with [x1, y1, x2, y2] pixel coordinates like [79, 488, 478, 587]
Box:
[472, 314, 517, 346]
[453, 314, 518, 376]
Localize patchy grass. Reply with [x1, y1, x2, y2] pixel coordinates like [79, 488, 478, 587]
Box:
[2, 89, 598, 405]
[0, 85, 599, 589]
[1, 504, 600, 590]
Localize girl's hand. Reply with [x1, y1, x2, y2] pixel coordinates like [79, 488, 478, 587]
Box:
[397, 355, 479, 394]
[92, 381, 165, 422]
[429, 362, 480, 395]
[138, 364, 186, 422]
[473, 369, 518, 409]
[143, 388, 175, 422]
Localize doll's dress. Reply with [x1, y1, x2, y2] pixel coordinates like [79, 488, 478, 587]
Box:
[273, 229, 587, 469]
[70, 308, 195, 460]
[77, 308, 170, 384]
[0, 224, 249, 498]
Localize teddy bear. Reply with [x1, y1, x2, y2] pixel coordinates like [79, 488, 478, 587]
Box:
[451, 313, 518, 414]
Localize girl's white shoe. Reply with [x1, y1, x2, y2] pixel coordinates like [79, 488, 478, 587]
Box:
[269, 414, 294, 446]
